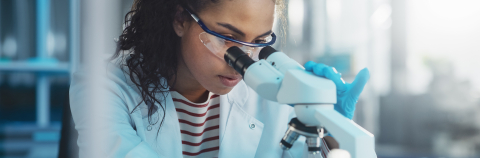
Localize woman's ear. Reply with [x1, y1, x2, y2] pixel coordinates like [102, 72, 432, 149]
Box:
[173, 6, 187, 37]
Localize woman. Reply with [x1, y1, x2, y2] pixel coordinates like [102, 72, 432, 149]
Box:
[70, 0, 370, 157]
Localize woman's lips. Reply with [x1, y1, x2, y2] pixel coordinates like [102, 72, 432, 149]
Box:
[218, 75, 241, 87]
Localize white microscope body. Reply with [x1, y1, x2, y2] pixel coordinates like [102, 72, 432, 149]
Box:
[225, 46, 377, 158]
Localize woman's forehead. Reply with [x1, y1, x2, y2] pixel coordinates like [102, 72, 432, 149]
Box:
[199, 0, 276, 37]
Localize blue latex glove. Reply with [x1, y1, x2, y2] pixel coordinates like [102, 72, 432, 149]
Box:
[304, 61, 370, 119]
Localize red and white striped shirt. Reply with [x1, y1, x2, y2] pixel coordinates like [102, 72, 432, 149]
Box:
[170, 91, 220, 158]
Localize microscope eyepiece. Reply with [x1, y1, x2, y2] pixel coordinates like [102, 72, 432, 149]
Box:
[258, 46, 277, 60]
[225, 46, 255, 77]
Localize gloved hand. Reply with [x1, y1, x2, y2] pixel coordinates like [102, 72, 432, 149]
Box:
[304, 61, 370, 119]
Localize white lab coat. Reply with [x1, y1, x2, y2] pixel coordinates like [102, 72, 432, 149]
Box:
[69, 58, 320, 158]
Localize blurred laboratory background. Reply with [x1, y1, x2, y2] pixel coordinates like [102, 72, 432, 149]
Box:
[0, 0, 479, 157]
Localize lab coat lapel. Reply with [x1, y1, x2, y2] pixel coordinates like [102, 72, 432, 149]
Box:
[121, 64, 183, 157]
[141, 92, 183, 158]
[218, 81, 264, 158]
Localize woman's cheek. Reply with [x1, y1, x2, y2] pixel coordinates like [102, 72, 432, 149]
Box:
[180, 28, 235, 94]
[182, 41, 220, 82]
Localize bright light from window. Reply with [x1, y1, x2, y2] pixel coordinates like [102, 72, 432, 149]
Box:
[288, 0, 304, 44]
[326, 0, 342, 21]
[407, 0, 480, 93]
[370, 4, 392, 29]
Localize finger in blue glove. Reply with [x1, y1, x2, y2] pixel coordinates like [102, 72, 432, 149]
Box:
[335, 68, 370, 119]
[304, 61, 370, 119]
[349, 68, 370, 101]
[304, 61, 347, 92]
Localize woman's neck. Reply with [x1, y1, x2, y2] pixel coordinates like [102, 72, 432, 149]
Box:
[170, 84, 210, 103]
[168, 56, 209, 103]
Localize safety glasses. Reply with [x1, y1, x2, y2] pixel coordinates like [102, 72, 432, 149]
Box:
[184, 8, 277, 60]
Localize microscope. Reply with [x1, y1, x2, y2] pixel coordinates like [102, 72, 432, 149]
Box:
[224, 46, 377, 158]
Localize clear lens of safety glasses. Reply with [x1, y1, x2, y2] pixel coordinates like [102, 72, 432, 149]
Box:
[199, 32, 264, 61]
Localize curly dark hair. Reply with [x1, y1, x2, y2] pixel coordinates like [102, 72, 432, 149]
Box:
[113, 0, 286, 135]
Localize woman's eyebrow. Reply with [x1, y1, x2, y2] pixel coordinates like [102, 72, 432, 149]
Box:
[217, 22, 272, 38]
[256, 30, 273, 38]
[217, 23, 246, 36]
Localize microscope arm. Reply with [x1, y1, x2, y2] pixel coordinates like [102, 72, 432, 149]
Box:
[278, 69, 377, 158]
[295, 105, 377, 158]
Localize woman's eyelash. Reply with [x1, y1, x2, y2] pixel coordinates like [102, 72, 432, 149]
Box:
[223, 35, 266, 43]
[224, 35, 236, 40]
[255, 39, 267, 43]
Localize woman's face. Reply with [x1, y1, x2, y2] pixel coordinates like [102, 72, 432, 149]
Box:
[175, 0, 276, 95]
